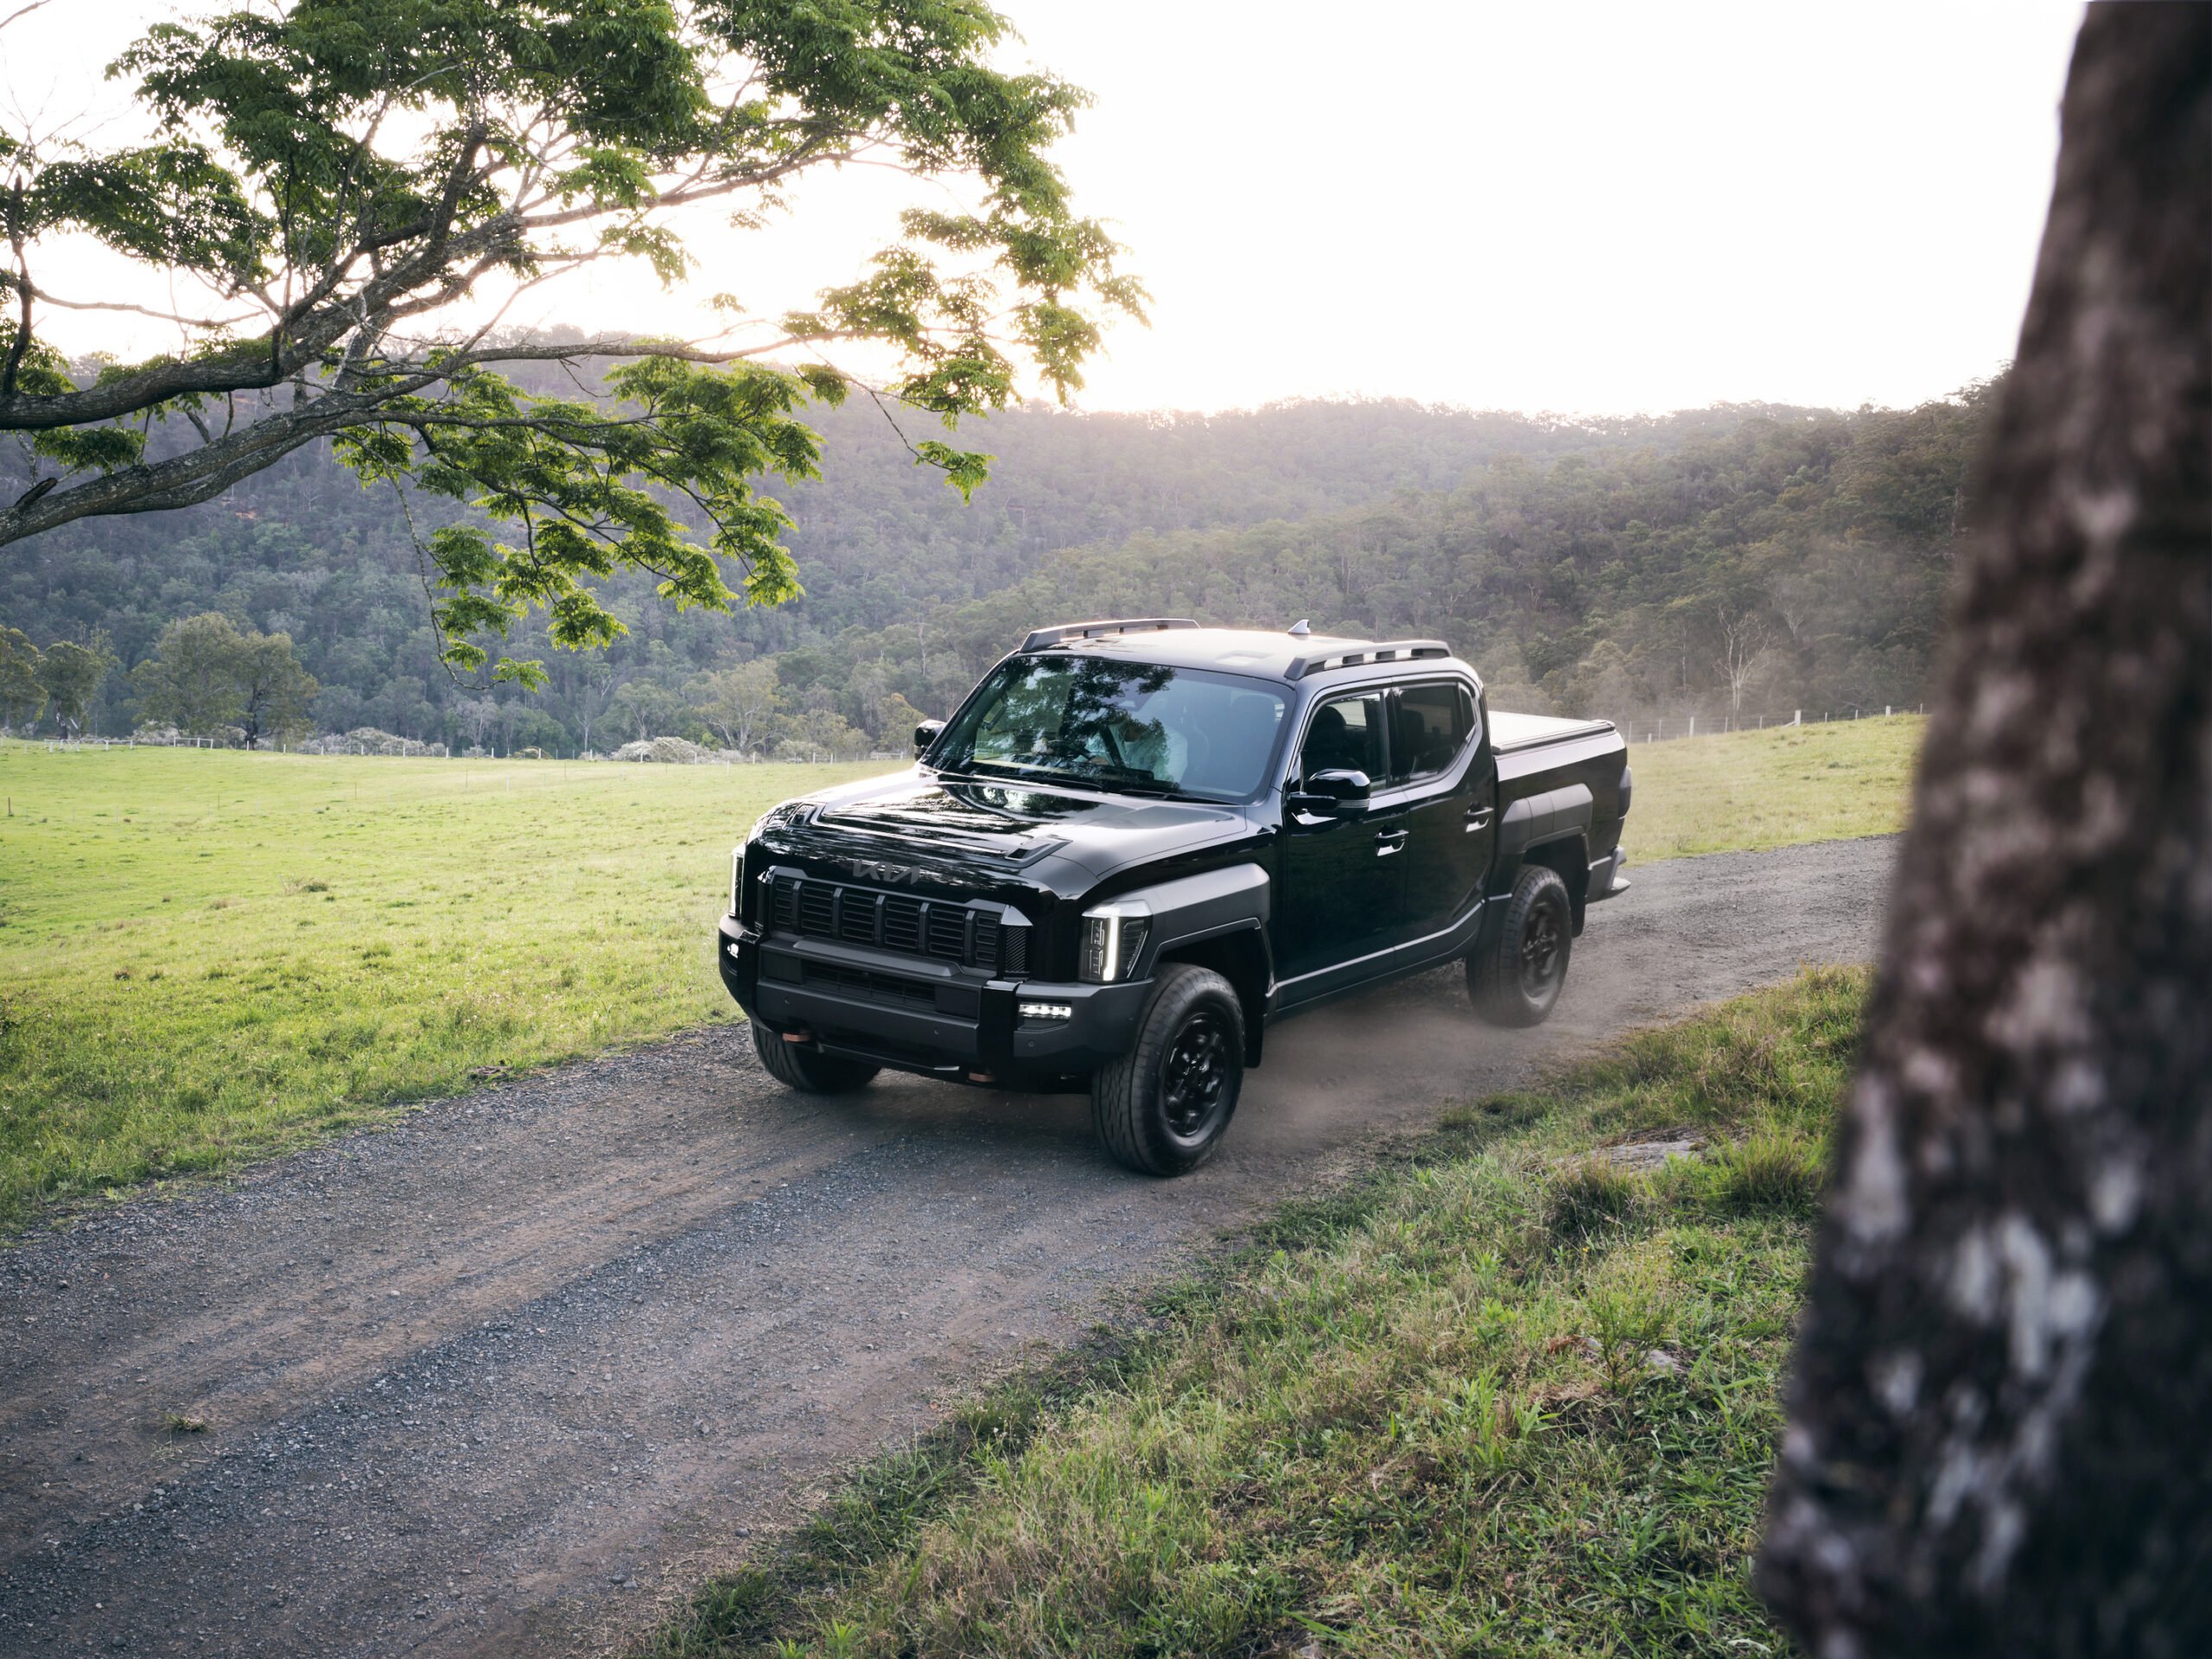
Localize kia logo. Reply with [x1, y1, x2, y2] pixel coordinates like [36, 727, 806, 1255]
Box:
[849, 857, 921, 885]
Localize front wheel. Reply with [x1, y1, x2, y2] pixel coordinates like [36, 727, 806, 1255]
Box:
[1091, 963, 1244, 1177]
[750, 1021, 880, 1094]
[1468, 864, 1573, 1027]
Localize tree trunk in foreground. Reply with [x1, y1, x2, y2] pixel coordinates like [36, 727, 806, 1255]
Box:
[1758, 6, 2210, 1656]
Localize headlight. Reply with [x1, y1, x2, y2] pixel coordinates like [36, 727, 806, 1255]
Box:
[1077, 902, 1152, 983]
[730, 847, 744, 916]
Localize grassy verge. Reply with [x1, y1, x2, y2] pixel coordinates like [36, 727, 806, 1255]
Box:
[1627, 715, 1920, 861]
[642, 967, 1863, 1658]
[0, 743, 889, 1228]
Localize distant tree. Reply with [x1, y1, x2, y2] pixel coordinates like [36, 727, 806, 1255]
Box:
[1758, 7, 2209, 1653]
[1714, 606, 1773, 714]
[689, 660, 779, 753]
[499, 702, 570, 756]
[133, 611, 315, 746]
[35, 634, 113, 738]
[606, 680, 688, 744]
[0, 624, 42, 732]
[232, 631, 319, 748]
[569, 661, 617, 758]
[874, 690, 932, 746]
[454, 696, 501, 752]
[0, 0, 1140, 690]
[776, 707, 869, 763]
[133, 613, 248, 734]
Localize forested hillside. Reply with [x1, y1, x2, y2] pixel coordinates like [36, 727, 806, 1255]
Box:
[0, 384, 1986, 753]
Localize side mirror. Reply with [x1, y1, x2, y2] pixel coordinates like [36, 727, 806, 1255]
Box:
[1286, 767, 1372, 819]
[913, 719, 945, 758]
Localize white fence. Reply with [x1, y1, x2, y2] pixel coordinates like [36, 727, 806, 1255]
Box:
[1615, 706, 1923, 744]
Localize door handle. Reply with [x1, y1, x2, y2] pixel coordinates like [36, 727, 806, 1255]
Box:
[1374, 827, 1408, 856]
[1464, 805, 1494, 833]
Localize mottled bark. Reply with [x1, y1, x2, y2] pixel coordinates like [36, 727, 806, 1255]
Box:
[1758, 6, 2211, 1656]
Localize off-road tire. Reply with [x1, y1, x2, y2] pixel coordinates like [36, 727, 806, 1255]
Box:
[1091, 963, 1244, 1177]
[750, 1021, 880, 1094]
[1468, 864, 1573, 1027]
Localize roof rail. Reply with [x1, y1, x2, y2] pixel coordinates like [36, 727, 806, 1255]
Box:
[1287, 639, 1452, 678]
[1020, 617, 1199, 652]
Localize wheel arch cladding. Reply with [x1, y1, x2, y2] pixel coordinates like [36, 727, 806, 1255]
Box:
[1502, 783, 1595, 930]
[1152, 925, 1271, 1065]
[1118, 863, 1273, 1065]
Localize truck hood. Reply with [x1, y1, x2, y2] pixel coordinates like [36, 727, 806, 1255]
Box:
[758, 769, 1250, 905]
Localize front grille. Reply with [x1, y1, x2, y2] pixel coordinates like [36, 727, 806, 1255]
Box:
[925, 905, 967, 960]
[767, 874, 1017, 973]
[797, 881, 834, 936]
[882, 894, 925, 953]
[837, 890, 879, 945]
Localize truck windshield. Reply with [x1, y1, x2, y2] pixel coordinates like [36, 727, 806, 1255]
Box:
[931, 656, 1289, 803]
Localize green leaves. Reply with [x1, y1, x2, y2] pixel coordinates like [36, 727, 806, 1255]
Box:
[0, 0, 1141, 696]
[913, 440, 991, 502]
[334, 357, 831, 680]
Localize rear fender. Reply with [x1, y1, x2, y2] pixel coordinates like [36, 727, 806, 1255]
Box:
[1499, 784, 1597, 933]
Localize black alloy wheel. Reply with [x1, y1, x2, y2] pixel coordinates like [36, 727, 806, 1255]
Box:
[1160, 1008, 1234, 1140]
[1519, 893, 1567, 1001]
[1092, 963, 1245, 1176]
[1468, 863, 1574, 1027]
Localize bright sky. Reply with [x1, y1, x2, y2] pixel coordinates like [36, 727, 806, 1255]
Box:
[5, 0, 2085, 416]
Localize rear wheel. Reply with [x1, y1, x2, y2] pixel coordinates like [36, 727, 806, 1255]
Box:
[1091, 963, 1244, 1176]
[750, 1021, 880, 1094]
[1468, 864, 1573, 1027]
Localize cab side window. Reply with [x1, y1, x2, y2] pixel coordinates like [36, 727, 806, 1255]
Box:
[1394, 682, 1476, 779]
[1300, 692, 1388, 782]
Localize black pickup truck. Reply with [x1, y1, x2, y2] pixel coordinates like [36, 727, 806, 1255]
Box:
[718, 619, 1631, 1175]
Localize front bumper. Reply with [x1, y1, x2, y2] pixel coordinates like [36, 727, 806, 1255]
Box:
[716, 915, 1152, 1085]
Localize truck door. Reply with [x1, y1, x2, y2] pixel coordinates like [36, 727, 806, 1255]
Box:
[1274, 689, 1408, 984]
[1393, 681, 1493, 943]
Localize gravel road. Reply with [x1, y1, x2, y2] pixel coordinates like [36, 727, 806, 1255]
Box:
[0, 836, 1895, 1657]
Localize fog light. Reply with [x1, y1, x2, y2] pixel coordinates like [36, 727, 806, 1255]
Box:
[1019, 1001, 1074, 1021]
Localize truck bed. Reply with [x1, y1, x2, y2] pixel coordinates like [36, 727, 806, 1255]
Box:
[1489, 709, 1624, 785]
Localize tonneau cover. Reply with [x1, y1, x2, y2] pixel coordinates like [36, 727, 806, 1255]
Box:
[1490, 711, 1616, 751]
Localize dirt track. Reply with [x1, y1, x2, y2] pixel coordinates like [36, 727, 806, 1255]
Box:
[0, 836, 1895, 1656]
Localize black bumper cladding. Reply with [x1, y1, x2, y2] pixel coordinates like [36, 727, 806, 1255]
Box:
[718, 915, 1150, 1085]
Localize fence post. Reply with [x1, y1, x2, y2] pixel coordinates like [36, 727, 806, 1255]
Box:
[1688, 715, 1696, 738]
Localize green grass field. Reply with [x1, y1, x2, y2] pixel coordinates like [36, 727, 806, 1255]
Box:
[643, 967, 1863, 1657]
[0, 744, 884, 1229]
[1628, 714, 1921, 861]
[0, 716, 1916, 1230]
